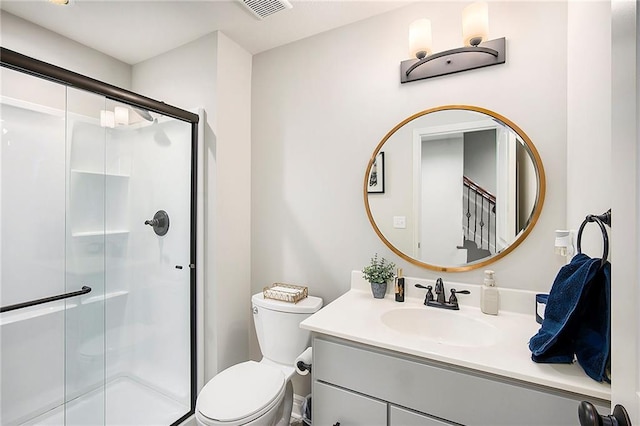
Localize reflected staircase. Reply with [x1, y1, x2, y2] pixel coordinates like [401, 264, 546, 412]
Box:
[461, 176, 496, 262]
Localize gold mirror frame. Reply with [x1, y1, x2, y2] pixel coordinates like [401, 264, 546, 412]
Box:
[363, 105, 546, 272]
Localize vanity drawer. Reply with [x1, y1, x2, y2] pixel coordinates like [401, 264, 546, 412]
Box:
[313, 381, 387, 426]
[313, 335, 609, 426]
[390, 405, 453, 425]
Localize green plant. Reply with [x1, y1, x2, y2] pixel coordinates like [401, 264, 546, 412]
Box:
[362, 253, 396, 284]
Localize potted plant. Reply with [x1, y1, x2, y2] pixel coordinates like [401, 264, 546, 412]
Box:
[362, 253, 396, 299]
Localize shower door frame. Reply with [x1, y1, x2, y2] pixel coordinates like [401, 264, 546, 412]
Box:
[0, 46, 199, 426]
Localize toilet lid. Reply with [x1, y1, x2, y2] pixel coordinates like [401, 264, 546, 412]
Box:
[198, 361, 285, 423]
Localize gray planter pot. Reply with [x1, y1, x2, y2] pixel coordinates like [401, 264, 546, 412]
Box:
[370, 281, 387, 299]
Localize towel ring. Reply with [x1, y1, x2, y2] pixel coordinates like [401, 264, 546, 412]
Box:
[576, 209, 611, 269]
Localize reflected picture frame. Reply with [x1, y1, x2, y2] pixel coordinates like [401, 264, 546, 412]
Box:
[367, 151, 385, 193]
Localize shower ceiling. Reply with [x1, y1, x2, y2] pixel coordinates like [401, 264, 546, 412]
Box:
[0, 0, 412, 65]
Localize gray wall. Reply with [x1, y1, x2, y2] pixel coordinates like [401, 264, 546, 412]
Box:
[464, 129, 497, 195]
[251, 1, 569, 304]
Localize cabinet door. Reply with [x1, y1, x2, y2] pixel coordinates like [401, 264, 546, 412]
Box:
[390, 405, 453, 426]
[313, 381, 387, 426]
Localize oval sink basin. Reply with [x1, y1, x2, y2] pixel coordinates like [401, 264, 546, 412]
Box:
[380, 308, 499, 347]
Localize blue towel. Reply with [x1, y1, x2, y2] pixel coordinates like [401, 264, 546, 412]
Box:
[529, 253, 611, 382]
[575, 260, 611, 382]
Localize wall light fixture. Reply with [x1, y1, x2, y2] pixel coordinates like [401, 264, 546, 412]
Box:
[401, 1, 506, 84]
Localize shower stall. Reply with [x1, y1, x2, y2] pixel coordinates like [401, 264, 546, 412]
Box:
[0, 48, 198, 425]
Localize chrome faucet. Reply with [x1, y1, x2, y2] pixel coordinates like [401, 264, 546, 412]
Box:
[415, 278, 470, 310]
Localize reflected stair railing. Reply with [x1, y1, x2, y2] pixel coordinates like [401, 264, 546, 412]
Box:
[461, 176, 496, 262]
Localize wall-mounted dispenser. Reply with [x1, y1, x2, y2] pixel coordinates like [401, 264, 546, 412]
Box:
[554, 230, 575, 260]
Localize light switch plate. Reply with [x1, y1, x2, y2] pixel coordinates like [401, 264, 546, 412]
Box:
[393, 216, 406, 229]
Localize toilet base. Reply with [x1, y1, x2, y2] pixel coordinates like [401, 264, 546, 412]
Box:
[274, 381, 293, 426]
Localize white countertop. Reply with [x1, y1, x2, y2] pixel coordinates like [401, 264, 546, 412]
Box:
[300, 288, 611, 402]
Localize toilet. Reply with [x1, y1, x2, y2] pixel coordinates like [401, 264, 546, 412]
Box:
[195, 292, 323, 426]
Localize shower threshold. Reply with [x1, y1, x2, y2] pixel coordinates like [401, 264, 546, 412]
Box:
[21, 376, 189, 426]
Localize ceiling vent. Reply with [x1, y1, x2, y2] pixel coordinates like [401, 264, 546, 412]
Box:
[237, 0, 293, 20]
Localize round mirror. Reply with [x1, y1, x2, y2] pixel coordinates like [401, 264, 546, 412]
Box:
[364, 105, 546, 272]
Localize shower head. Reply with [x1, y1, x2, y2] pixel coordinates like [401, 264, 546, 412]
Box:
[132, 107, 154, 122]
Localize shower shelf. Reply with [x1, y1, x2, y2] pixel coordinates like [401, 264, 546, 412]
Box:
[71, 169, 130, 178]
[0, 302, 77, 326]
[0, 291, 129, 326]
[70, 169, 130, 237]
[82, 290, 128, 305]
[72, 230, 129, 237]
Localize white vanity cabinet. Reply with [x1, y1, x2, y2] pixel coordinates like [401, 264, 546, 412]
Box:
[311, 335, 610, 426]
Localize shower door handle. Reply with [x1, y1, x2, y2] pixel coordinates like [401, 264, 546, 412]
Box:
[0, 286, 92, 313]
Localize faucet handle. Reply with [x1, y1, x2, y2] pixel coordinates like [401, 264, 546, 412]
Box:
[415, 284, 434, 304]
[449, 289, 470, 305]
[426, 286, 434, 302]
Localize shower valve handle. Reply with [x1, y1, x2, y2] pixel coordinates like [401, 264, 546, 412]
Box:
[145, 210, 170, 236]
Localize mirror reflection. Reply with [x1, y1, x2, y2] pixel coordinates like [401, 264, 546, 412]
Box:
[364, 105, 545, 272]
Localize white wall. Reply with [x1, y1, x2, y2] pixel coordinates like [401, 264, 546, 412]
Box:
[252, 1, 568, 306]
[0, 12, 131, 89]
[421, 136, 464, 265]
[464, 129, 497, 195]
[132, 31, 253, 382]
[368, 124, 415, 257]
[566, 1, 612, 257]
[609, 0, 639, 421]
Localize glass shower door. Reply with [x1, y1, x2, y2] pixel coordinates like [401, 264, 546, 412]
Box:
[64, 87, 108, 426]
[93, 96, 193, 425]
[1, 66, 70, 426]
[64, 91, 194, 424]
[130, 99, 193, 424]
[107, 97, 193, 424]
[64, 90, 194, 424]
[1, 59, 195, 426]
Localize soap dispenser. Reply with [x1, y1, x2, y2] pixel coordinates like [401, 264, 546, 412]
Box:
[481, 270, 499, 315]
[395, 268, 405, 302]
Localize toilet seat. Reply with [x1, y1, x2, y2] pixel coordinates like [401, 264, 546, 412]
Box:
[196, 361, 286, 426]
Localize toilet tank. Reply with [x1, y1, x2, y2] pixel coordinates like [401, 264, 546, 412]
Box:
[252, 292, 323, 365]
